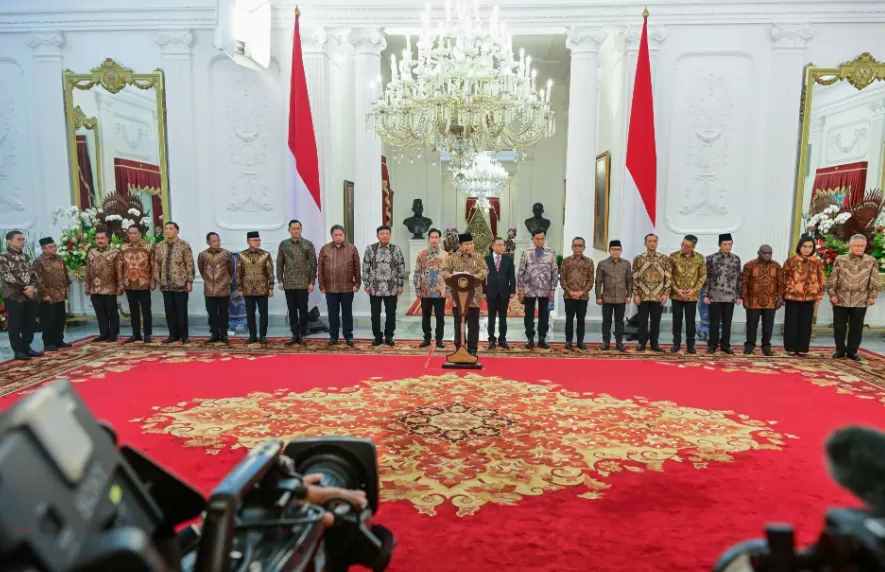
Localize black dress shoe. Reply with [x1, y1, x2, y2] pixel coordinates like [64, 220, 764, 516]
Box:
[180, 337, 190, 344]
[488, 340, 497, 349]
[25, 348, 44, 357]
[564, 342, 573, 350]
[525, 340, 534, 349]
[601, 341, 610, 351]
[538, 339, 550, 349]
[93, 335, 108, 343]
[385, 338, 395, 347]
[144, 336, 152, 344]
[651, 344, 664, 353]
[103, 336, 118, 343]
[259, 337, 267, 345]
[43, 345, 59, 352]
[498, 341, 509, 350]
[14, 352, 31, 360]
[848, 353, 862, 362]
[371, 338, 383, 347]
[636, 344, 647, 351]
[123, 336, 143, 344]
[161, 337, 179, 344]
[616, 341, 626, 352]
[299, 338, 309, 346]
[246, 337, 258, 345]
[285, 337, 299, 346]
[58, 341, 73, 348]
[218, 336, 228, 344]
[469, 350, 478, 357]
[686, 346, 697, 354]
[577, 342, 588, 351]
[346, 338, 355, 347]
[706, 347, 717, 355]
[832, 351, 846, 359]
[419, 340, 431, 348]
[329, 339, 339, 346]
[722, 347, 734, 355]
[203, 336, 219, 345]
[743, 347, 753, 355]
[670, 345, 681, 353]
[762, 348, 773, 356]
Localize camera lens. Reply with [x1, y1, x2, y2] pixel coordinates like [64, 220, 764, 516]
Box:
[297, 455, 359, 490]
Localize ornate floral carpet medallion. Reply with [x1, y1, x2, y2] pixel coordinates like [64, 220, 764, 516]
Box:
[138, 373, 791, 517]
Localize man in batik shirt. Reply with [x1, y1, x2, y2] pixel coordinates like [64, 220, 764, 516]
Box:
[595, 240, 632, 352]
[277, 219, 317, 346]
[85, 227, 123, 343]
[154, 222, 195, 343]
[668, 234, 706, 354]
[441, 233, 488, 356]
[237, 231, 274, 345]
[827, 234, 879, 361]
[741, 244, 781, 356]
[32, 236, 71, 351]
[413, 228, 448, 348]
[0, 230, 40, 360]
[362, 225, 405, 346]
[517, 229, 559, 349]
[704, 233, 742, 354]
[559, 236, 594, 350]
[632, 233, 672, 352]
[198, 232, 235, 344]
[120, 225, 155, 344]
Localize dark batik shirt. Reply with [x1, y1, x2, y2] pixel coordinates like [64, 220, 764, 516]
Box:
[595, 257, 633, 304]
[154, 239, 195, 292]
[705, 252, 742, 303]
[362, 242, 405, 297]
[318, 242, 361, 293]
[85, 246, 123, 296]
[0, 247, 36, 302]
[276, 238, 317, 290]
[236, 248, 274, 297]
[198, 248, 235, 297]
[33, 253, 70, 303]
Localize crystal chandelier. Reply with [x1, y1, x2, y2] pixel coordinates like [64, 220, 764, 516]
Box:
[368, 0, 556, 155]
[453, 153, 509, 206]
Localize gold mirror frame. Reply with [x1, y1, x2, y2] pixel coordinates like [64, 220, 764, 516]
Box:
[791, 52, 885, 248]
[70, 105, 104, 199]
[62, 58, 170, 219]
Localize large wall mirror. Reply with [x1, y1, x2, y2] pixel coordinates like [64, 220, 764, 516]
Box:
[792, 53, 885, 254]
[63, 58, 170, 231]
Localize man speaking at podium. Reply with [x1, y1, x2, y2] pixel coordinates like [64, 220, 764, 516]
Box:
[441, 233, 489, 356]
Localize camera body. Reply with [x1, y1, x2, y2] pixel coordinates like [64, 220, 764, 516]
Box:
[0, 380, 395, 572]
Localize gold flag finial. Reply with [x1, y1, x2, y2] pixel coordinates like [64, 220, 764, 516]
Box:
[642, 7, 649, 18]
[295, 6, 301, 17]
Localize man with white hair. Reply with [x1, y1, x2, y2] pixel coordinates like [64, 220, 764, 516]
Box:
[826, 234, 879, 361]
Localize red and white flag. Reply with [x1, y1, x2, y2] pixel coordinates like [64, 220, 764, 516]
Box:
[626, 9, 657, 227]
[289, 8, 323, 307]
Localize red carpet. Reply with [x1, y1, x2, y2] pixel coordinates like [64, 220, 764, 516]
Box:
[2, 345, 885, 571]
[404, 295, 535, 317]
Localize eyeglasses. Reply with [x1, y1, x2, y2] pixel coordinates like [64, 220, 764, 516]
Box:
[572, 244, 585, 248]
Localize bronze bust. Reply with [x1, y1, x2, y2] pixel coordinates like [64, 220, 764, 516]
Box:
[524, 202, 551, 235]
[403, 198, 433, 239]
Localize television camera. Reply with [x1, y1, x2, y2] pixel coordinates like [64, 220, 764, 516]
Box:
[0, 379, 395, 571]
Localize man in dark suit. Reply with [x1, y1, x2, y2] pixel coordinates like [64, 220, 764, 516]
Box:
[484, 237, 516, 349]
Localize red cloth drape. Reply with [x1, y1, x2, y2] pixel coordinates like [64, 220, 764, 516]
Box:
[381, 156, 393, 225]
[76, 135, 97, 208]
[812, 161, 868, 206]
[466, 198, 501, 237]
[114, 158, 162, 227]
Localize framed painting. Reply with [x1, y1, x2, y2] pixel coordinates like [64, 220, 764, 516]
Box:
[593, 151, 611, 251]
[343, 180, 355, 244]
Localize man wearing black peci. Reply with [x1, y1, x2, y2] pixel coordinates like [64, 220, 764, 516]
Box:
[484, 237, 515, 349]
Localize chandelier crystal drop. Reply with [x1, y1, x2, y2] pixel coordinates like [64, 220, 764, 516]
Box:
[453, 153, 509, 206]
[368, 0, 556, 154]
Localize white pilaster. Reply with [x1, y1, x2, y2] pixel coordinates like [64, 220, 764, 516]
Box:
[564, 27, 605, 253]
[155, 30, 196, 229]
[26, 32, 66, 232]
[619, 24, 666, 258]
[765, 23, 813, 258]
[868, 98, 885, 192]
[514, 151, 534, 249]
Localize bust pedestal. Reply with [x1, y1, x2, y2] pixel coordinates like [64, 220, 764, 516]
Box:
[407, 238, 426, 274]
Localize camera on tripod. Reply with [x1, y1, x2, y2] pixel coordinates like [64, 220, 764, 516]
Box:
[0, 379, 396, 572]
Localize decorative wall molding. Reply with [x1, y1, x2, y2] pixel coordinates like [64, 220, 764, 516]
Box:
[566, 27, 606, 55]
[871, 98, 885, 117]
[0, 59, 33, 228]
[155, 29, 194, 55]
[2, 8, 216, 32]
[771, 23, 814, 49]
[625, 25, 667, 50]
[24, 32, 64, 56]
[825, 119, 871, 163]
[347, 28, 386, 55]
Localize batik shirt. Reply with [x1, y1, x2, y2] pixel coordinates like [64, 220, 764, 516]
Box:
[362, 242, 405, 297]
[632, 251, 672, 302]
[120, 240, 154, 291]
[668, 251, 706, 302]
[85, 246, 123, 296]
[236, 249, 275, 297]
[198, 248, 235, 297]
[413, 247, 448, 298]
[153, 239, 195, 292]
[705, 252, 742, 303]
[559, 255, 595, 300]
[441, 251, 489, 308]
[318, 242, 361, 293]
[276, 238, 317, 290]
[595, 257, 633, 304]
[826, 253, 879, 308]
[0, 247, 36, 302]
[780, 255, 825, 302]
[32, 253, 70, 303]
[517, 247, 559, 298]
[741, 259, 782, 310]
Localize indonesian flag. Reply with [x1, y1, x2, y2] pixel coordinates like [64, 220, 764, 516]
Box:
[289, 9, 323, 308]
[626, 10, 657, 226]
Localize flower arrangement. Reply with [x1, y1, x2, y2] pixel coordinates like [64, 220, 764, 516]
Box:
[0, 293, 7, 331]
[507, 227, 517, 236]
[872, 225, 885, 271]
[805, 187, 885, 275]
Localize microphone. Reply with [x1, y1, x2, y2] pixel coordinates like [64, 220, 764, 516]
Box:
[825, 425, 885, 513]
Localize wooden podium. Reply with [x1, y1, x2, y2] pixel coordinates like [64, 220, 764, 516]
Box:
[443, 274, 483, 369]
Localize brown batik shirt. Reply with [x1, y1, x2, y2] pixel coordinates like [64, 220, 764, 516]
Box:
[153, 239, 195, 292]
[559, 255, 595, 300]
[0, 246, 36, 302]
[441, 250, 489, 308]
[32, 253, 70, 303]
[595, 257, 633, 304]
[318, 242, 361, 294]
[669, 251, 707, 302]
[85, 246, 123, 296]
[826, 253, 879, 308]
[198, 248, 235, 297]
[120, 240, 154, 291]
[741, 259, 782, 310]
[236, 248, 274, 297]
[780, 255, 825, 302]
[632, 251, 672, 302]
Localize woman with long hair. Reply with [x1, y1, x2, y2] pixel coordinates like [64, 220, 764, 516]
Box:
[780, 235, 825, 356]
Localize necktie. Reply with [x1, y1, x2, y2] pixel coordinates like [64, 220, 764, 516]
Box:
[495, 256, 500, 271]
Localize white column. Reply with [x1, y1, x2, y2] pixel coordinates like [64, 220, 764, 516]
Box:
[563, 27, 605, 252]
[514, 151, 534, 251]
[867, 98, 885, 193]
[619, 24, 666, 258]
[26, 32, 67, 231]
[348, 29, 386, 248]
[765, 24, 813, 259]
[155, 31, 197, 228]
